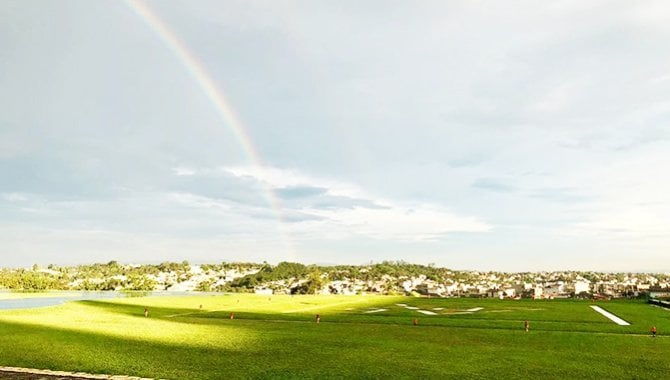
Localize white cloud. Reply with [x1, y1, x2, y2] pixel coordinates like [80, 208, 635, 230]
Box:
[224, 165, 364, 199]
[1, 193, 29, 202]
[172, 167, 197, 176]
[651, 74, 670, 84]
[530, 83, 574, 113]
[302, 206, 490, 241]
[169, 192, 231, 212]
[224, 165, 491, 240]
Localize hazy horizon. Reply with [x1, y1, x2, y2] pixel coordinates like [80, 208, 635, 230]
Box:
[2, 1, 670, 272]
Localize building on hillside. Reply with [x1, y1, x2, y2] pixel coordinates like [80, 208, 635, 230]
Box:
[502, 287, 516, 298]
[254, 287, 273, 295]
[574, 280, 591, 295]
[532, 286, 543, 299]
[415, 283, 443, 297]
[544, 282, 567, 298]
[649, 288, 670, 299]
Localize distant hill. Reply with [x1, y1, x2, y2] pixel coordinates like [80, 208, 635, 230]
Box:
[1, 261, 668, 298]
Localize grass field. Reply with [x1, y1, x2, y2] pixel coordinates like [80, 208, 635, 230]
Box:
[0, 291, 80, 300]
[0, 294, 669, 379]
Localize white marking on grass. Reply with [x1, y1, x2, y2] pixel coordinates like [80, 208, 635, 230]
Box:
[365, 308, 388, 313]
[281, 299, 368, 313]
[433, 307, 444, 311]
[405, 306, 419, 310]
[590, 305, 630, 326]
[396, 303, 407, 307]
[417, 310, 437, 315]
[467, 307, 483, 312]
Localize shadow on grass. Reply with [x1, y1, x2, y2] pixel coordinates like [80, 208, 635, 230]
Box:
[0, 317, 260, 380]
[77, 300, 202, 319]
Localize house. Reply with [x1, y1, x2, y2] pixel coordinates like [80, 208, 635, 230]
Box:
[254, 287, 273, 295]
[574, 280, 591, 295]
[649, 288, 670, 299]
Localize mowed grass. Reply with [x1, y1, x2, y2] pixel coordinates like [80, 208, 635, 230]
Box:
[0, 291, 80, 300]
[0, 294, 669, 379]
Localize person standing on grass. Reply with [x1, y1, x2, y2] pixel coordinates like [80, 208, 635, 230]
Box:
[524, 320, 529, 332]
[316, 314, 321, 323]
[144, 308, 148, 318]
[651, 326, 657, 338]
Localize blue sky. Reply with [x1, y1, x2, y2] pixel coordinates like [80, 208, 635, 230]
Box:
[1, 0, 669, 271]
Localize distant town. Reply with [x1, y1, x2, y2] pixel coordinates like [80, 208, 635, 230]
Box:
[2, 261, 669, 300]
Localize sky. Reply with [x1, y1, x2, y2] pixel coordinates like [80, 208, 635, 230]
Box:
[1, 0, 669, 271]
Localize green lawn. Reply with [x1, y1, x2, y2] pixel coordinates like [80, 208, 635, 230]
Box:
[0, 291, 80, 300]
[0, 294, 668, 379]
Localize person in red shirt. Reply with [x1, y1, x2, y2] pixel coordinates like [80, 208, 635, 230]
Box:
[651, 326, 657, 337]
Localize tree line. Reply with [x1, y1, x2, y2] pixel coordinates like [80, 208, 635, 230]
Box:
[2, 260, 667, 293]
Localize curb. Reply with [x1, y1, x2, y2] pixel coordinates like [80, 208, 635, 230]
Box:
[0, 366, 163, 380]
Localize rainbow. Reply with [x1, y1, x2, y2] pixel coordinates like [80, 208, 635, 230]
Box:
[125, 0, 295, 261]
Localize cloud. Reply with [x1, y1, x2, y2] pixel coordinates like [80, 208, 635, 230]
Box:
[169, 192, 232, 212]
[567, 208, 670, 241]
[275, 186, 328, 199]
[299, 205, 491, 241]
[528, 187, 591, 203]
[448, 155, 489, 168]
[1, 192, 29, 202]
[223, 165, 492, 240]
[311, 195, 389, 211]
[224, 166, 363, 199]
[530, 82, 573, 113]
[173, 167, 197, 176]
[3, 1, 670, 269]
[472, 178, 516, 193]
[169, 170, 269, 208]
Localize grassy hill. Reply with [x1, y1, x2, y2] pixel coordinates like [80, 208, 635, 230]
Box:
[0, 294, 668, 379]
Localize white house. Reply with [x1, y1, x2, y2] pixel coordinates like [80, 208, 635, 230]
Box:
[574, 280, 590, 295]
